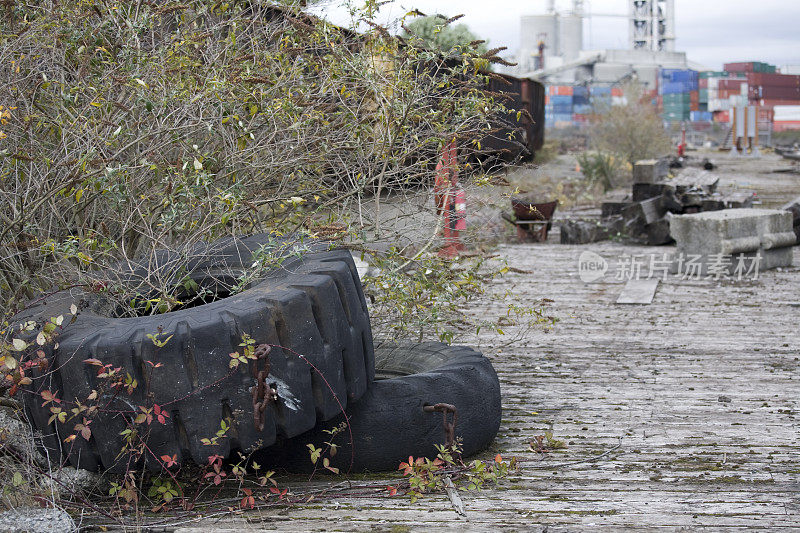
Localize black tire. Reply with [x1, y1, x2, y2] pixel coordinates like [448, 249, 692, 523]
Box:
[16, 235, 374, 472]
[259, 342, 501, 472]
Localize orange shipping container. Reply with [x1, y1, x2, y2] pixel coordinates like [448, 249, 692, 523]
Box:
[714, 111, 730, 123]
[549, 85, 574, 96]
[611, 87, 623, 97]
[758, 98, 800, 107]
[774, 121, 800, 132]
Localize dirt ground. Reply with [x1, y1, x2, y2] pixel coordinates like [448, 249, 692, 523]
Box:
[174, 150, 800, 532]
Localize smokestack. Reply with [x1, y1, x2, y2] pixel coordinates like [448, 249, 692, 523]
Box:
[663, 0, 676, 51]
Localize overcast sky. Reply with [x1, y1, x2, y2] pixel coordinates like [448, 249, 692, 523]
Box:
[317, 1, 800, 70]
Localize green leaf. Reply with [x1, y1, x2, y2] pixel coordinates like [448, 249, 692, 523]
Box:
[11, 338, 26, 351]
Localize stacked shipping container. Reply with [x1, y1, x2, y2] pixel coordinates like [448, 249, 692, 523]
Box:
[544, 85, 623, 128]
[658, 69, 699, 122]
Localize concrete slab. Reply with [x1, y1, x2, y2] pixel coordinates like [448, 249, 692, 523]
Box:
[616, 278, 660, 304]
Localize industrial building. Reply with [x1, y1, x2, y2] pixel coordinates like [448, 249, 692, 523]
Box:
[511, 1, 800, 135]
[514, 0, 693, 89]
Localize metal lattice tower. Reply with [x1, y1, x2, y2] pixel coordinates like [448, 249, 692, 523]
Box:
[629, 0, 675, 51]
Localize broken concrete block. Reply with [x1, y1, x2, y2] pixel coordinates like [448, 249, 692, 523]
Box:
[560, 220, 611, 244]
[601, 201, 631, 218]
[669, 208, 795, 273]
[780, 196, 800, 245]
[670, 168, 719, 194]
[680, 192, 705, 207]
[723, 192, 755, 209]
[701, 198, 725, 212]
[623, 197, 666, 226]
[633, 159, 669, 183]
[632, 182, 673, 202]
[645, 218, 673, 245]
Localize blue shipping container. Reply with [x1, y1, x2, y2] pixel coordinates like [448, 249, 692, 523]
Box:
[554, 113, 573, 122]
[590, 87, 612, 96]
[573, 104, 593, 114]
[552, 104, 572, 114]
[572, 86, 589, 97]
[689, 111, 713, 122]
[550, 95, 573, 105]
[660, 81, 697, 94]
[660, 69, 698, 83]
[572, 94, 590, 105]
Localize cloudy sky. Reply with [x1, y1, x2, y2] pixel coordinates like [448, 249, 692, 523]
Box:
[317, 0, 800, 70]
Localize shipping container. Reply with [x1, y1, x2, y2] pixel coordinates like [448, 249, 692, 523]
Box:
[718, 79, 747, 90]
[774, 105, 800, 121]
[725, 61, 776, 74]
[550, 94, 573, 106]
[549, 85, 574, 96]
[746, 73, 800, 87]
[690, 111, 713, 122]
[611, 87, 623, 97]
[573, 104, 593, 114]
[590, 87, 612, 96]
[757, 98, 800, 108]
[572, 86, 589, 98]
[748, 86, 800, 100]
[708, 99, 732, 112]
[663, 93, 690, 103]
[773, 121, 800, 132]
[713, 110, 730, 123]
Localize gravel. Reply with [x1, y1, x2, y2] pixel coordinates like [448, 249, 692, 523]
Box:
[0, 507, 75, 533]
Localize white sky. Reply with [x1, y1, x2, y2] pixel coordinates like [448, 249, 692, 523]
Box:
[316, 1, 800, 70]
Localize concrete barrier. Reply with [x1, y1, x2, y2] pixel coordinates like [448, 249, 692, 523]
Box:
[669, 208, 794, 274]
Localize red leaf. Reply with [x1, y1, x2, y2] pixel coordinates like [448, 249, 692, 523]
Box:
[386, 485, 397, 496]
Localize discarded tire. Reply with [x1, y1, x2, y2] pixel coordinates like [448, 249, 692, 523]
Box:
[259, 341, 502, 472]
[17, 235, 374, 472]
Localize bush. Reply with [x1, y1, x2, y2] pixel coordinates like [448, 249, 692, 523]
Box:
[576, 151, 629, 192]
[588, 82, 672, 166]
[0, 0, 507, 326]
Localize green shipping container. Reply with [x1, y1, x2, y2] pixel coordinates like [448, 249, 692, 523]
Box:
[663, 102, 691, 112]
[699, 89, 709, 102]
[699, 71, 728, 79]
[662, 93, 691, 104]
[662, 111, 690, 122]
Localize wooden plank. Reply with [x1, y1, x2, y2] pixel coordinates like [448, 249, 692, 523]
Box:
[190, 241, 800, 531]
[616, 278, 660, 304]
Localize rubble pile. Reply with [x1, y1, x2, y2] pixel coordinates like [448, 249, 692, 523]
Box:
[781, 196, 800, 245]
[561, 159, 754, 245]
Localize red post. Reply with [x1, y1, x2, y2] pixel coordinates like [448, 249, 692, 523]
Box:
[434, 139, 465, 258]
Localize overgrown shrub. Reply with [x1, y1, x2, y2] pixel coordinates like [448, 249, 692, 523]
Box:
[588, 81, 672, 166]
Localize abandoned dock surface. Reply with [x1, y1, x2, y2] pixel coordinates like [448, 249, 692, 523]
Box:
[181, 236, 800, 532]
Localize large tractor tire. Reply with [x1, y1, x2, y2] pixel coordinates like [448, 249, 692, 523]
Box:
[259, 342, 502, 472]
[16, 235, 374, 472]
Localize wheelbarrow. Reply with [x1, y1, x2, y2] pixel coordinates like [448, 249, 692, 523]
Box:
[501, 197, 558, 243]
